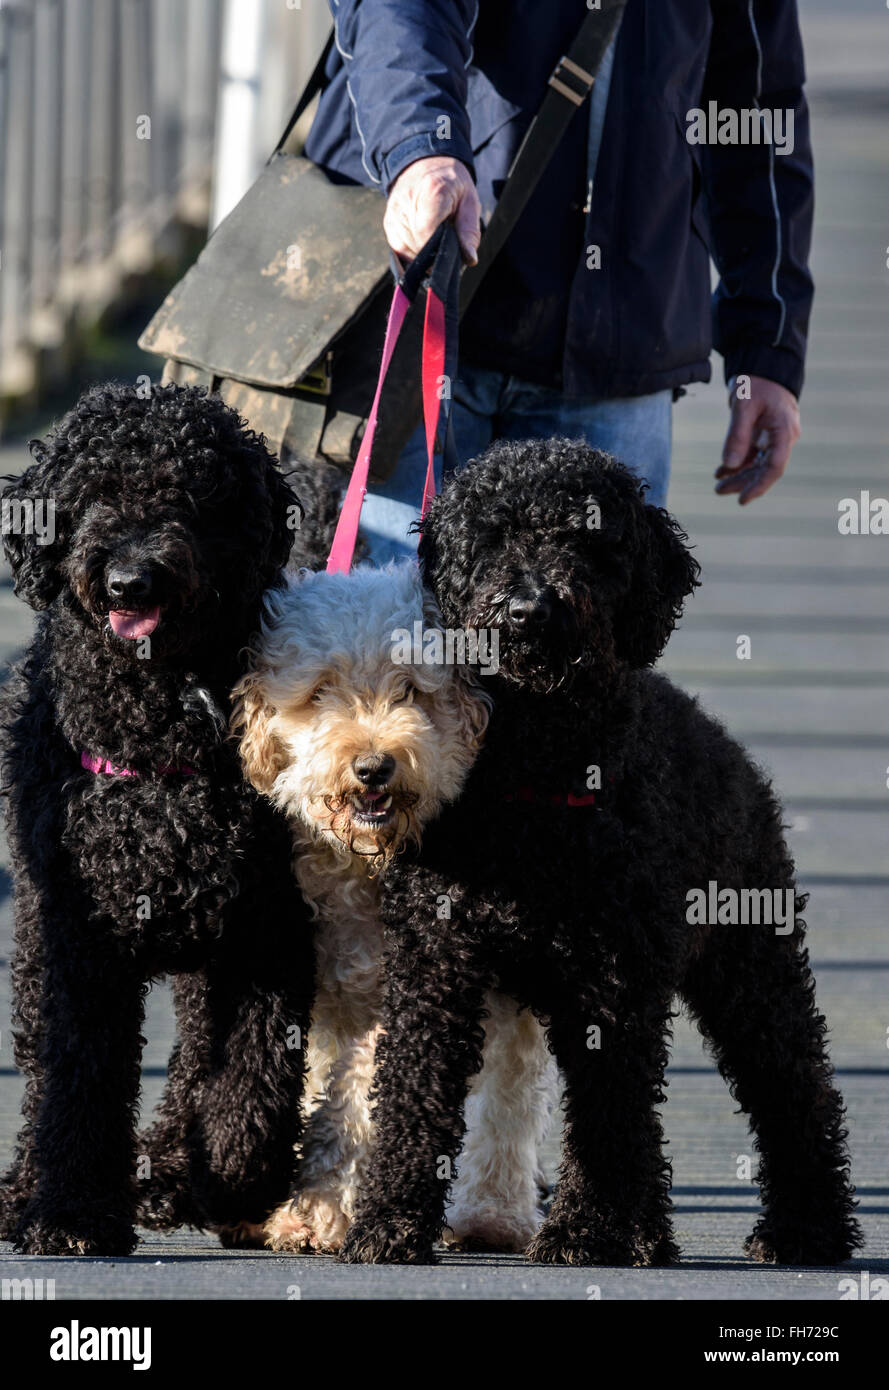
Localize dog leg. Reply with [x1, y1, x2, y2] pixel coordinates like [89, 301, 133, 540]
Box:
[0, 1096, 40, 1242]
[264, 860, 384, 1253]
[264, 1024, 382, 1253]
[11, 938, 146, 1256]
[192, 911, 312, 1236]
[527, 990, 678, 1268]
[0, 907, 48, 1241]
[340, 930, 491, 1265]
[139, 973, 296, 1245]
[444, 992, 556, 1252]
[138, 827, 313, 1244]
[137, 976, 215, 1232]
[683, 908, 861, 1266]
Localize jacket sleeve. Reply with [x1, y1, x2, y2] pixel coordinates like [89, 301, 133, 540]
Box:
[701, 0, 814, 397]
[330, 0, 479, 193]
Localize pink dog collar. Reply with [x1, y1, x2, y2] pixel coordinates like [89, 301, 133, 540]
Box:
[80, 751, 195, 778]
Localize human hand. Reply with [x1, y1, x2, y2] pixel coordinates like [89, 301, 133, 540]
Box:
[716, 375, 802, 504]
[384, 156, 481, 265]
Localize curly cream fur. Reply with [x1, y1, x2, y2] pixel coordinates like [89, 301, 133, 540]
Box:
[233, 562, 555, 1252]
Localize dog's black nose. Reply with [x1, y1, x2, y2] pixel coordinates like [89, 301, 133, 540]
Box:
[107, 566, 153, 606]
[353, 753, 396, 787]
[507, 594, 551, 628]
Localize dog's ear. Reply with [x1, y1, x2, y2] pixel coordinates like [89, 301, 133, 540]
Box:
[2, 443, 68, 610]
[230, 667, 289, 794]
[612, 503, 700, 668]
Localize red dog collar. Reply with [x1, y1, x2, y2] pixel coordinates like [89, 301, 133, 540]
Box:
[505, 787, 598, 808]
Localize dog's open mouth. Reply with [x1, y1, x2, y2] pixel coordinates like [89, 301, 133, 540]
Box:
[321, 786, 420, 859]
[108, 607, 162, 640]
[348, 788, 396, 828]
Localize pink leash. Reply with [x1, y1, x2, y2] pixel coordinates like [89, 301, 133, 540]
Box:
[326, 286, 412, 573]
[327, 223, 459, 573]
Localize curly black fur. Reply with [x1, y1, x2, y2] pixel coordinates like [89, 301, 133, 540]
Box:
[278, 449, 347, 571]
[279, 448, 367, 571]
[0, 382, 314, 1255]
[341, 438, 862, 1268]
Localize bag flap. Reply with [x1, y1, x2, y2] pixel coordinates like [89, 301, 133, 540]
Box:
[138, 155, 391, 389]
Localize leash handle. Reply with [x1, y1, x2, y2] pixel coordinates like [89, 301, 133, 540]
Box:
[326, 222, 461, 574]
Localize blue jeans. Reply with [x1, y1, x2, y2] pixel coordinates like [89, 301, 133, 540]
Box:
[360, 364, 673, 564]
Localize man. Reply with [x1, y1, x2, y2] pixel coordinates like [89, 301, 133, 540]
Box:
[305, 0, 811, 561]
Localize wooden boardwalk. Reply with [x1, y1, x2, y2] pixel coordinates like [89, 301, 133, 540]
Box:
[0, 0, 886, 1299]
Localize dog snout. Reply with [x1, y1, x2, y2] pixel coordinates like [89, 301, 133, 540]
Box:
[106, 564, 154, 607]
[507, 591, 552, 629]
[352, 752, 396, 787]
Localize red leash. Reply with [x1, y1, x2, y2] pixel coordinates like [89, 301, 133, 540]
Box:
[327, 223, 460, 573]
[420, 286, 447, 521]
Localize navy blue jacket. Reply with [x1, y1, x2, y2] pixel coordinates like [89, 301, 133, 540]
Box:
[306, 0, 814, 399]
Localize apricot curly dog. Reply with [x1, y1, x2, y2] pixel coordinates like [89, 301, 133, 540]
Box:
[234, 561, 556, 1253]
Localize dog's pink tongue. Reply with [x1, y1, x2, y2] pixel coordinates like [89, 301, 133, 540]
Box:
[109, 607, 161, 639]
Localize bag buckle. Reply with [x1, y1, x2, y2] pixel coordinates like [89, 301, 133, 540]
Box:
[548, 54, 595, 106]
[298, 350, 333, 397]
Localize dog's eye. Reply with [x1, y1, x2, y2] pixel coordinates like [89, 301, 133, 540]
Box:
[310, 685, 326, 704]
[392, 682, 416, 705]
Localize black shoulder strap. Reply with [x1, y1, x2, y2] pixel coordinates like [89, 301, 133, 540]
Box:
[459, 0, 627, 313]
[274, 28, 337, 156]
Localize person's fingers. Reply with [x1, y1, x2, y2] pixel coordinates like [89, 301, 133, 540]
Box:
[410, 173, 461, 249]
[714, 425, 794, 504]
[384, 182, 456, 259]
[715, 426, 767, 488]
[382, 200, 417, 260]
[715, 460, 767, 499]
[384, 157, 477, 260]
[716, 377, 801, 503]
[718, 402, 759, 476]
[454, 185, 481, 265]
[737, 425, 794, 505]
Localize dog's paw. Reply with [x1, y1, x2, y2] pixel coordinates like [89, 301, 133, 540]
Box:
[0, 1183, 29, 1242]
[217, 1221, 267, 1249]
[13, 1212, 138, 1257]
[745, 1221, 860, 1267]
[443, 1203, 542, 1253]
[640, 1231, 681, 1267]
[136, 1177, 201, 1232]
[264, 1192, 350, 1254]
[526, 1223, 615, 1266]
[526, 1219, 677, 1268]
[340, 1218, 436, 1265]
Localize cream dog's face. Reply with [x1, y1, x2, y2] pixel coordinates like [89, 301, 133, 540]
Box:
[233, 563, 489, 861]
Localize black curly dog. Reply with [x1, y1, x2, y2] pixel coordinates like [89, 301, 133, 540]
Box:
[0, 382, 314, 1255]
[340, 438, 861, 1268]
